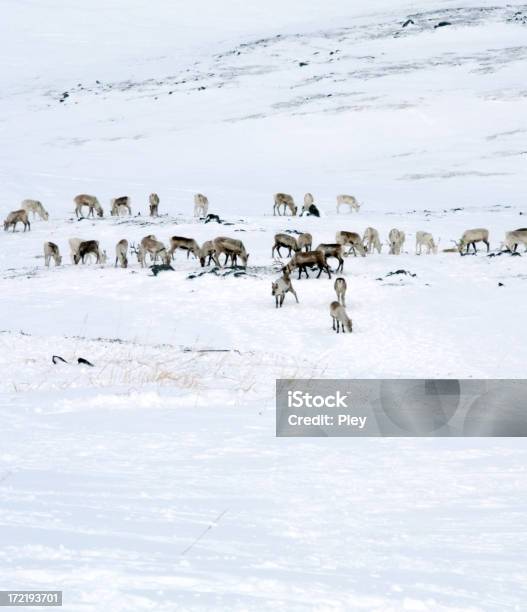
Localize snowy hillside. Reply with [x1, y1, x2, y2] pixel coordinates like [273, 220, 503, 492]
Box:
[1, 1, 527, 610]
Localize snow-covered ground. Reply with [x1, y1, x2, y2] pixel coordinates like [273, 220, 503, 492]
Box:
[1, 1, 527, 610]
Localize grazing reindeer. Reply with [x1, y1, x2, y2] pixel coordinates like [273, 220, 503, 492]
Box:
[212, 236, 249, 268]
[297, 232, 312, 252]
[272, 233, 299, 258]
[199, 240, 216, 267]
[330, 301, 352, 333]
[388, 228, 406, 255]
[363, 227, 382, 254]
[69, 237, 83, 263]
[194, 193, 209, 217]
[315, 243, 344, 272]
[272, 269, 299, 308]
[74, 194, 103, 218]
[74, 240, 104, 264]
[4, 209, 30, 232]
[285, 251, 331, 279]
[503, 229, 527, 253]
[336, 194, 360, 214]
[415, 231, 438, 255]
[149, 193, 160, 217]
[336, 231, 366, 257]
[169, 236, 201, 260]
[455, 228, 490, 254]
[115, 239, 129, 268]
[273, 193, 297, 216]
[110, 196, 132, 216]
[334, 277, 347, 306]
[139, 235, 170, 267]
[22, 199, 49, 221]
[43, 242, 61, 267]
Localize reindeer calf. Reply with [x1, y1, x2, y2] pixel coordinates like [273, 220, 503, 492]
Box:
[272, 233, 299, 258]
[415, 231, 438, 255]
[194, 193, 209, 217]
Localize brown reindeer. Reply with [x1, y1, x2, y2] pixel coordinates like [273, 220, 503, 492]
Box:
[315, 243, 344, 273]
[169, 236, 201, 260]
[212, 237, 249, 268]
[272, 233, 299, 258]
[336, 231, 366, 257]
[285, 251, 331, 279]
[297, 232, 312, 252]
[74, 194, 103, 218]
[273, 193, 297, 216]
[272, 269, 299, 307]
[4, 210, 30, 232]
[110, 196, 132, 216]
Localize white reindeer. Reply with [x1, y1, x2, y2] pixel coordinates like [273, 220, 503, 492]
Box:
[415, 231, 438, 255]
[22, 199, 49, 221]
[330, 301, 352, 333]
[336, 194, 360, 214]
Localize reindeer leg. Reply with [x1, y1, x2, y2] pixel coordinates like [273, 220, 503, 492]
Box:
[291, 288, 299, 303]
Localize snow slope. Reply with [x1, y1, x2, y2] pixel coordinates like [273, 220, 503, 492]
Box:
[1, 1, 527, 610]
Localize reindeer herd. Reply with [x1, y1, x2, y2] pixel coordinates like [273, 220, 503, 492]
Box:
[2, 191, 527, 334]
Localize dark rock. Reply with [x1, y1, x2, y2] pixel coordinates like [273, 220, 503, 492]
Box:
[402, 19, 414, 27]
[52, 355, 68, 364]
[299, 62, 309, 67]
[78, 357, 94, 367]
[150, 264, 175, 276]
[434, 21, 451, 28]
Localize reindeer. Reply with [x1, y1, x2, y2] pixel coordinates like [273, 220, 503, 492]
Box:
[272, 233, 299, 258]
[74, 240, 104, 264]
[300, 193, 320, 216]
[273, 193, 297, 216]
[212, 237, 249, 268]
[297, 232, 312, 252]
[169, 236, 201, 260]
[336, 195, 360, 214]
[194, 193, 209, 217]
[110, 196, 132, 216]
[455, 228, 489, 254]
[74, 194, 103, 218]
[149, 193, 160, 217]
[21, 199, 49, 221]
[69, 237, 83, 263]
[4, 210, 30, 232]
[272, 269, 299, 308]
[285, 251, 331, 279]
[363, 227, 382, 254]
[115, 239, 129, 268]
[388, 228, 405, 255]
[138, 235, 170, 267]
[315, 243, 344, 272]
[301, 193, 314, 216]
[336, 231, 366, 257]
[503, 229, 527, 253]
[199, 240, 216, 267]
[330, 301, 352, 333]
[334, 277, 347, 306]
[415, 231, 438, 255]
[43, 242, 61, 267]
